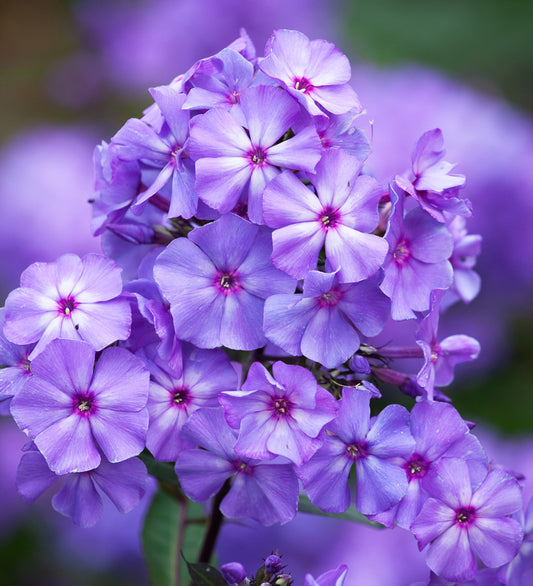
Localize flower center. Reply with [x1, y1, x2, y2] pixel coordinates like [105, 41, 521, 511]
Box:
[346, 442, 367, 460]
[393, 238, 412, 266]
[318, 289, 343, 307]
[172, 387, 189, 406]
[405, 455, 428, 479]
[234, 460, 253, 475]
[250, 147, 267, 166]
[455, 506, 476, 527]
[318, 207, 340, 230]
[272, 397, 292, 417]
[293, 77, 313, 94]
[227, 90, 241, 105]
[74, 393, 95, 417]
[58, 296, 77, 316]
[215, 271, 241, 295]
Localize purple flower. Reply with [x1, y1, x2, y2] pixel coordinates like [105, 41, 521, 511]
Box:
[10, 339, 149, 474]
[298, 388, 414, 515]
[264, 270, 389, 368]
[263, 149, 388, 282]
[395, 128, 469, 223]
[16, 449, 147, 527]
[304, 564, 348, 586]
[380, 183, 453, 320]
[220, 361, 336, 467]
[175, 407, 299, 526]
[411, 459, 523, 582]
[260, 29, 360, 116]
[4, 253, 131, 359]
[112, 87, 196, 218]
[142, 343, 238, 461]
[189, 84, 322, 223]
[220, 561, 248, 585]
[373, 401, 487, 530]
[416, 289, 480, 398]
[154, 213, 295, 350]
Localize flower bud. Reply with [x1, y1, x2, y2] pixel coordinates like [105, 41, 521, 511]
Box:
[221, 562, 247, 585]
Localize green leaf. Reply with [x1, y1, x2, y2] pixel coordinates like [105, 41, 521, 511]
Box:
[185, 561, 227, 586]
[142, 489, 181, 586]
[297, 495, 384, 528]
[180, 501, 207, 585]
[138, 449, 181, 486]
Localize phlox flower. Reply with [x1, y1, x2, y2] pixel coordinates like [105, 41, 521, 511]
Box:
[298, 387, 415, 515]
[175, 407, 299, 526]
[264, 270, 389, 368]
[260, 29, 360, 116]
[10, 339, 149, 474]
[220, 361, 336, 466]
[154, 213, 295, 350]
[4, 253, 131, 359]
[16, 449, 147, 528]
[263, 149, 388, 282]
[411, 458, 523, 583]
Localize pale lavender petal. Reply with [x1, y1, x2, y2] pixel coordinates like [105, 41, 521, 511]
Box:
[410, 497, 456, 550]
[70, 254, 124, 302]
[423, 458, 472, 510]
[469, 517, 523, 568]
[135, 162, 174, 206]
[92, 457, 147, 513]
[355, 455, 408, 515]
[265, 417, 322, 466]
[112, 118, 169, 161]
[330, 388, 370, 443]
[36, 414, 100, 474]
[189, 108, 250, 158]
[406, 209, 454, 263]
[90, 409, 148, 463]
[179, 407, 237, 459]
[52, 473, 102, 527]
[155, 237, 216, 286]
[73, 298, 131, 349]
[263, 170, 322, 229]
[326, 226, 388, 283]
[339, 175, 382, 233]
[470, 467, 523, 518]
[4, 287, 57, 345]
[306, 39, 352, 86]
[425, 525, 477, 582]
[168, 164, 197, 219]
[247, 164, 279, 224]
[436, 335, 481, 386]
[220, 291, 265, 350]
[395, 478, 426, 530]
[310, 84, 361, 115]
[271, 223, 324, 279]
[366, 404, 414, 459]
[90, 346, 149, 411]
[267, 126, 322, 172]
[312, 149, 363, 209]
[194, 157, 251, 214]
[260, 29, 310, 83]
[234, 413, 278, 461]
[149, 87, 189, 145]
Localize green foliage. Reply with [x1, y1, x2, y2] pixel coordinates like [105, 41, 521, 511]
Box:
[185, 561, 227, 586]
[298, 494, 384, 528]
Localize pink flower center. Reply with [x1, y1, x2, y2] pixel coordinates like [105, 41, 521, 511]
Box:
[272, 397, 292, 418]
[58, 296, 77, 316]
[73, 392, 96, 417]
[319, 289, 343, 307]
[393, 238, 412, 266]
[215, 271, 241, 295]
[249, 147, 267, 166]
[227, 90, 241, 105]
[346, 441, 367, 460]
[455, 506, 476, 528]
[293, 77, 313, 94]
[405, 455, 428, 479]
[171, 387, 190, 407]
[318, 207, 340, 230]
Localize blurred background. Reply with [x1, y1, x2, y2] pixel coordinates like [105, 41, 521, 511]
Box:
[1, 1, 533, 584]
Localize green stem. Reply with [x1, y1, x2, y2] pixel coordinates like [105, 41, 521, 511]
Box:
[197, 479, 232, 564]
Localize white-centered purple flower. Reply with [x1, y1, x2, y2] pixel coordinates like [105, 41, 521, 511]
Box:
[219, 361, 336, 467]
[264, 270, 389, 368]
[263, 149, 388, 282]
[112, 87, 196, 218]
[371, 401, 487, 530]
[411, 458, 523, 583]
[395, 128, 469, 223]
[298, 388, 415, 515]
[10, 339, 149, 474]
[175, 407, 299, 526]
[380, 183, 453, 320]
[3, 253, 131, 360]
[142, 343, 238, 461]
[16, 449, 147, 528]
[154, 213, 295, 350]
[189, 84, 322, 223]
[260, 29, 361, 116]
[416, 289, 481, 398]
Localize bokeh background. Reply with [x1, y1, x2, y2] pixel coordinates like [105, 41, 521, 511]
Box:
[1, 1, 533, 584]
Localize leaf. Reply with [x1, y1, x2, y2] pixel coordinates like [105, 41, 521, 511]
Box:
[142, 489, 180, 586]
[180, 501, 207, 585]
[138, 449, 181, 486]
[297, 495, 384, 528]
[185, 561, 227, 586]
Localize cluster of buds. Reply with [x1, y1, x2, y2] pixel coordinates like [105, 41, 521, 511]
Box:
[0, 29, 527, 584]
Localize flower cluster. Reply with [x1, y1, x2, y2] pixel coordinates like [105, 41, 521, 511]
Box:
[1, 28, 528, 584]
